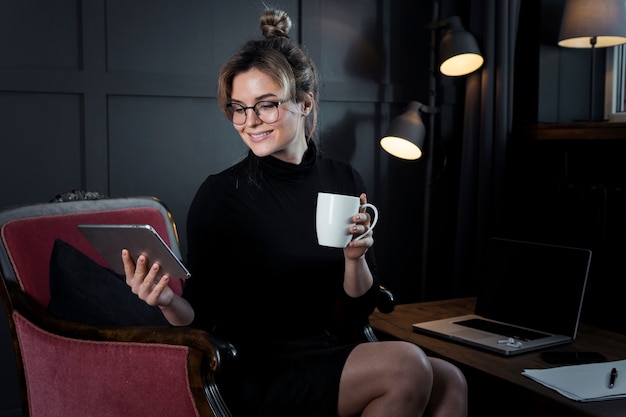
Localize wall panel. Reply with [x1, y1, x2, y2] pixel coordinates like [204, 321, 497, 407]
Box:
[0, 0, 79, 71]
[107, 0, 214, 76]
[0, 93, 82, 207]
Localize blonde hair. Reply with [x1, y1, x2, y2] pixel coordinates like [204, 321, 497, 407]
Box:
[217, 9, 319, 141]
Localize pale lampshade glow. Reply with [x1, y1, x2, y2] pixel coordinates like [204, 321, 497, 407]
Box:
[440, 53, 484, 77]
[558, 0, 626, 48]
[380, 136, 423, 160]
[380, 101, 425, 160]
[439, 16, 484, 76]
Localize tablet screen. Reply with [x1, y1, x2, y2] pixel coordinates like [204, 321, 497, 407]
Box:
[78, 224, 191, 280]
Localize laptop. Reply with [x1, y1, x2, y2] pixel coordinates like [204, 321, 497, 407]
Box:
[412, 237, 592, 356]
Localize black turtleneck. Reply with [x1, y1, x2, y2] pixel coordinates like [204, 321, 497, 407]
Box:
[184, 141, 378, 349]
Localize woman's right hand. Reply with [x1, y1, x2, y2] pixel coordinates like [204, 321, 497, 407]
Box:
[122, 249, 175, 308]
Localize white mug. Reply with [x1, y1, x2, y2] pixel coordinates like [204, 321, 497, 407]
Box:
[316, 192, 379, 248]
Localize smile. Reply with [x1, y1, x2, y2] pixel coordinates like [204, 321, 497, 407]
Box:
[248, 130, 272, 141]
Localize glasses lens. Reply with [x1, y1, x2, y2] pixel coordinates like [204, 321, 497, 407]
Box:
[228, 103, 246, 125]
[255, 101, 280, 124]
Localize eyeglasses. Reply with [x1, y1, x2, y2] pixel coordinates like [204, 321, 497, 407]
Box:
[226, 100, 287, 125]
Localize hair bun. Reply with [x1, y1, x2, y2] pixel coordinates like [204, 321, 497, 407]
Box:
[259, 9, 292, 39]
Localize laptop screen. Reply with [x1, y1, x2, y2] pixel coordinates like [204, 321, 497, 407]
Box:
[475, 238, 591, 337]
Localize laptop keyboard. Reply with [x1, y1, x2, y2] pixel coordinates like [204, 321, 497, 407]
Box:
[454, 318, 550, 341]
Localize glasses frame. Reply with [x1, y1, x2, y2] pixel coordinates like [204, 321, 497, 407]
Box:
[226, 100, 288, 125]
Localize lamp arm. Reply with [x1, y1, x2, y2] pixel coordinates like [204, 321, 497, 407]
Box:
[410, 101, 438, 115]
[421, 104, 439, 115]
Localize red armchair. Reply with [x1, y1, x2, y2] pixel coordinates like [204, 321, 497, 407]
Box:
[0, 195, 234, 417]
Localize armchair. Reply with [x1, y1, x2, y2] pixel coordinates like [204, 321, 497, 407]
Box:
[0, 194, 394, 417]
[0, 195, 234, 417]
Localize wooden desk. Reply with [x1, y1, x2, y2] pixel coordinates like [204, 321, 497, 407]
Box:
[369, 298, 626, 417]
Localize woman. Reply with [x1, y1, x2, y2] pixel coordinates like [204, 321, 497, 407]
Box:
[123, 8, 467, 417]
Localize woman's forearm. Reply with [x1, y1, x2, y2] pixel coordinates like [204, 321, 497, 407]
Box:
[343, 256, 374, 297]
[159, 294, 195, 326]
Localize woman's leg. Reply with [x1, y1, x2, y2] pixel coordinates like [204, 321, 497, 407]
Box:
[337, 341, 467, 417]
[424, 357, 468, 417]
[337, 341, 431, 417]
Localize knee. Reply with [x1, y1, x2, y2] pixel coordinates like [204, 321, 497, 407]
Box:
[451, 364, 467, 393]
[431, 357, 468, 398]
[446, 364, 467, 400]
[387, 342, 434, 395]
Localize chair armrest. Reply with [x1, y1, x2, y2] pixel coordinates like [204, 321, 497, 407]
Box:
[376, 284, 395, 313]
[7, 284, 237, 373]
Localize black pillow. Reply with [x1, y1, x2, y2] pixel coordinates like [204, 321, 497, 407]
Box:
[48, 238, 169, 326]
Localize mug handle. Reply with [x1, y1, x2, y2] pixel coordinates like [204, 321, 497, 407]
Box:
[353, 203, 378, 241]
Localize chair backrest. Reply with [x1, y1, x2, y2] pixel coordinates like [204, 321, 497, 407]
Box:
[0, 196, 184, 308]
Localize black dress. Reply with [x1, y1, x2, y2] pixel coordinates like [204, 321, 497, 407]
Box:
[184, 141, 378, 417]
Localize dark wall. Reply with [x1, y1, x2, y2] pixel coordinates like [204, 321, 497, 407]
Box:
[508, 0, 626, 335]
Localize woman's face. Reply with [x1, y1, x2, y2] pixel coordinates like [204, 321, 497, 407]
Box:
[230, 68, 309, 164]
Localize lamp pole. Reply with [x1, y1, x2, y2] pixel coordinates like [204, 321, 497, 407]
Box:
[589, 36, 597, 121]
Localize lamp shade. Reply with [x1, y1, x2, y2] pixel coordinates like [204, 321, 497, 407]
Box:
[380, 101, 425, 160]
[439, 16, 484, 76]
[558, 0, 626, 48]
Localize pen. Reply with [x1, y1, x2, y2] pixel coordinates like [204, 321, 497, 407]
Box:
[609, 367, 618, 389]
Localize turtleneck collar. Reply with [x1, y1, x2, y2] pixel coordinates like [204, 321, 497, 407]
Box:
[253, 140, 317, 184]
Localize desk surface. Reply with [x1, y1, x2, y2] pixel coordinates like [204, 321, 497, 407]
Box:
[369, 297, 626, 417]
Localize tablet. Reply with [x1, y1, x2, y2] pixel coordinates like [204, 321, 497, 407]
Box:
[78, 224, 191, 280]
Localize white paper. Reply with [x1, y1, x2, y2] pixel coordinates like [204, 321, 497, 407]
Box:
[522, 359, 626, 402]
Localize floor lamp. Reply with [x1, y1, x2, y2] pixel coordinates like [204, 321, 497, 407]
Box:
[558, 0, 626, 121]
[380, 3, 483, 301]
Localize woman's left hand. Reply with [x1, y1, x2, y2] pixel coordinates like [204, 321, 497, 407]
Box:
[344, 193, 374, 259]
